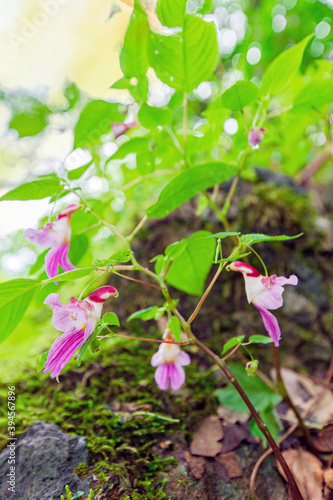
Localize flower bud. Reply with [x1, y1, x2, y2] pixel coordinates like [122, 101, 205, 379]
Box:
[246, 359, 259, 377]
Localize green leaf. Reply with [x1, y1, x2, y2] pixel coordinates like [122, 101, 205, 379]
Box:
[46, 268, 95, 283]
[138, 104, 172, 129]
[92, 249, 133, 270]
[128, 306, 164, 322]
[101, 312, 120, 327]
[148, 15, 218, 92]
[239, 232, 303, 246]
[0, 279, 39, 343]
[107, 137, 149, 162]
[120, 0, 149, 78]
[261, 35, 313, 97]
[9, 95, 50, 137]
[215, 252, 251, 263]
[156, 0, 186, 28]
[168, 316, 182, 342]
[221, 335, 245, 355]
[221, 81, 259, 111]
[0, 177, 62, 202]
[248, 335, 273, 345]
[64, 83, 80, 110]
[214, 364, 282, 413]
[77, 330, 99, 365]
[294, 77, 333, 108]
[67, 160, 93, 180]
[249, 405, 283, 442]
[147, 163, 237, 219]
[74, 100, 123, 149]
[156, 231, 216, 296]
[206, 232, 241, 239]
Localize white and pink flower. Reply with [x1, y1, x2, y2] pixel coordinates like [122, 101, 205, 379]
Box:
[229, 261, 298, 346]
[44, 285, 118, 378]
[248, 127, 265, 149]
[111, 121, 138, 140]
[151, 331, 190, 391]
[24, 204, 81, 279]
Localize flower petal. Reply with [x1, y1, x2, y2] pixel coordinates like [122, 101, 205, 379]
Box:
[151, 350, 163, 367]
[177, 350, 191, 366]
[154, 364, 170, 390]
[24, 226, 60, 248]
[253, 304, 281, 346]
[51, 303, 87, 333]
[58, 242, 76, 273]
[44, 328, 85, 378]
[44, 293, 62, 309]
[275, 275, 298, 286]
[169, 363, 186, 390]
[253, 285, 285, 310]
[44, 244, 63, 278]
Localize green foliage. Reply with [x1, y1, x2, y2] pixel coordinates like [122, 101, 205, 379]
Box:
[138, 104, 172, 129]
[239, 233, 303, 246]
[120, 0, 149, 80]
[248, 335, 273, 345]
[214, 364, 282, 413]
[127, 306, 165, 322]
[147, 163, 237, 219]
[221, 81, 259, 111]
[0, 176, 63, 201]
[148, 15, 218, 92]
[74, 100, 123, 149]
[46, 268, 95, 283]
[249, 405, 283, 443]
[67, 160, 93, 180]
[155, 231, 215, 296]
[221, 335, 245, 355]
[92, 249, 133, 270]
[261, 35, 313, 97]
[294, 77, 333, 109]
[9, 95, 50, 137]
[156, 0, 186, 28]
[0, 279, 39, 343]
[167, 315, 182, 342]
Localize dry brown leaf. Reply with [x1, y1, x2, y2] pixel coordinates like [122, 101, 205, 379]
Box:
[217, 406, 249, 424]
[277, 449, 323, 500]
[270, 367, 310, 406]
[221, 423, 257, 453]
[216, 452, 243, 478]
[190, 415, 223, 457]
[324, 469, 333, 489]
[314, 424, 333, 453]
[184, 450, 206, 479]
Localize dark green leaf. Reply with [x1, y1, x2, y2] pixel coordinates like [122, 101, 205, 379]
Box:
[0, 279, 39, 343]
[155, 231, 216, 296]
[0, 177, 62, 201]
[214, 364, 282, 413]
[148, 16, 218, 92]
[261, 35, 313, 97]
[221, 335, 245, 355]
[74, 100, 123, 149]
[221, 81, 259, 111]
[249, 405, 283, 442]
[147, 163, 237, 219]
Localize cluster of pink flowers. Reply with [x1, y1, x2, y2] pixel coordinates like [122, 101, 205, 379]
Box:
[26, 205, 297, 389]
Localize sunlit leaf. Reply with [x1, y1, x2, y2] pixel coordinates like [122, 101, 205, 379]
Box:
[221, 81, 259, 111]
[0, 177, 62, 202]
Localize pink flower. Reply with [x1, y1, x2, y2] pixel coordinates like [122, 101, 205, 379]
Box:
[43, 285, 118, 378]
[229, 261, 298, 346]
[24, 204, 81, 279]
[151, 331, 190, 391]
[248, 127, 265, 149]
[111, 121, 138, 139]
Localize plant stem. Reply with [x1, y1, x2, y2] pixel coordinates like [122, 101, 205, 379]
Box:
[101, 332, 191, 345]
[183, 93, 188, 167]
[194, 337, 303, 500]
[127, 214, 147, 242]
[271, 344, 315, 452]
[188, 263, 224, 325]
[220, 145, 250, 219]
[111, 269, 162, 290]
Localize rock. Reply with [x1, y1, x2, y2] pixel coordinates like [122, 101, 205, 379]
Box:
[0, 422, 92, 500]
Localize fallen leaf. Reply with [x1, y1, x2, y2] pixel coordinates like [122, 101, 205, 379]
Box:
[277, 449, 323, 500]
[313, 424, 333, 453]
[221, 423, 257, 453]
[324, 469, 333, 489]
[217, 406, 249, 424]
[216, 452, 243, 478]
[184, 450, 206, 479]
[270, 367, 310, 407]
[159, 440, 172, 450]
[190, 415, 223, 457]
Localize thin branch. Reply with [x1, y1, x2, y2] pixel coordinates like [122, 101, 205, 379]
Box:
[127, 214, 147, 242]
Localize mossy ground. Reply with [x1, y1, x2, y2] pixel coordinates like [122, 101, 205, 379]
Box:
[0, 177, 332, 499]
